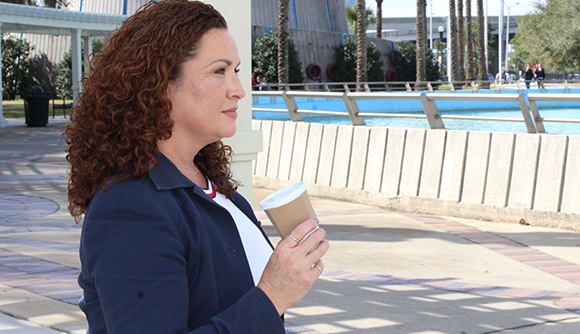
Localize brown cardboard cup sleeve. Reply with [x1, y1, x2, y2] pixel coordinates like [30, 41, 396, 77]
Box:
[258, 182, 317, 238]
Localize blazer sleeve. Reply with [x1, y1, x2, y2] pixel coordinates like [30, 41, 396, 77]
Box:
[82, 186, 284, 334]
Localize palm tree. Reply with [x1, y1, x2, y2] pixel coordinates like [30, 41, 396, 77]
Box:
[277, 0, 289, 89]
[346, 5, 376, 35]
[375, 0, 383, 38]
[465, 0, 474, 80]
[449, 0, 458, 81]
[457, 0, 465, 80]
[476, 0, 487, 81]
[356, 0, 368, 88]
[416, 0, 427, 83]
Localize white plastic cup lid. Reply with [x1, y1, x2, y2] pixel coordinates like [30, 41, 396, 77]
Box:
[259, 182, 307, 211]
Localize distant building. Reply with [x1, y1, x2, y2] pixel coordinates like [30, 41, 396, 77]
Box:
[374, 16, 522, 42]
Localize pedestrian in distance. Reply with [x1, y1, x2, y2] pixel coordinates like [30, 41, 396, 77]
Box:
[524, 63, 534, 89]
[536, 63, 546, 89]
[65, 1, 329, 333]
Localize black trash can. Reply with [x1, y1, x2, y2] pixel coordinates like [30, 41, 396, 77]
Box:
[23, 86, 50, 127]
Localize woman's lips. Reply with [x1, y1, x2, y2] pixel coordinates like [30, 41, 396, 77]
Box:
[223, 107, 238, 119]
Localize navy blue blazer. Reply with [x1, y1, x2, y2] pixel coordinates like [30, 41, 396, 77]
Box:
[78, 154, 284, 333]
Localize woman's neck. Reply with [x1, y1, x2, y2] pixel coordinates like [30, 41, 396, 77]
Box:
[158, 140, 207, 189]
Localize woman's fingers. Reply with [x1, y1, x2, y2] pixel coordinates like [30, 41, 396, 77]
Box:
[279, 218, 319, 248]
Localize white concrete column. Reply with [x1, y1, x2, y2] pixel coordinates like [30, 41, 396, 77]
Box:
[71, 29, 82, 106]
[82, 36, 92, 78]
[0, 23, 7, 127]
[207, 0, 261, 202]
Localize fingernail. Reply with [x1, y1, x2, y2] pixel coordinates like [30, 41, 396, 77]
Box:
[314, 218, 319, 224]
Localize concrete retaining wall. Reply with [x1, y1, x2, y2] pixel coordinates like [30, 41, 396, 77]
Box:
[253, 120, 580, 231]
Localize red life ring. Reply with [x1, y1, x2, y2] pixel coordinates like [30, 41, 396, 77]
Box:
[306, 64, 322, 80]
[326, 64, 337, 81]
[385, 70, 396, 82]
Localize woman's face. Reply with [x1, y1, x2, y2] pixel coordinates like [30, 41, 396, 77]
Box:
[167, 28, 245, 147]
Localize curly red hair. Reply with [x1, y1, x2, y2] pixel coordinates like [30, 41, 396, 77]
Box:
[65, 0, 237, 223]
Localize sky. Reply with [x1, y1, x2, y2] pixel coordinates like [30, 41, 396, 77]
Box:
[366, 0, 544, 18]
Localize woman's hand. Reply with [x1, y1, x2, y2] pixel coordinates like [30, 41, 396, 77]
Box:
[257, 218, 329, 315]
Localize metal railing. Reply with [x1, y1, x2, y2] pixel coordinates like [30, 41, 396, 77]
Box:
[253, 79, 580, 93]
[252, 90, 580, 134]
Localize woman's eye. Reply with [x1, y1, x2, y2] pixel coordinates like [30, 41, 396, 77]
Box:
[215, 68, 225, 75]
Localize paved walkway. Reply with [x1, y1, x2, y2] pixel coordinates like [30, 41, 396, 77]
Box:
[1, 118, 580, 333]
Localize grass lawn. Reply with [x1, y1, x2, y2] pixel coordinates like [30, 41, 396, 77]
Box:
[2, 99, 73, 118]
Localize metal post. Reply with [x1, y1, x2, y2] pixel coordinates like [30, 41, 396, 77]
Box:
[446, 14, 452, 81]
[484, 0, 489, 71]
[498, 0, 503, 83]
[528, 100, 545, 133]
[421, 94, 445, 129]
[505, 6, 509, 72]
[429, 0, 433, 49]
[342, 93, 365, 126]
[281, 91, 303, 122]
[0, 23, 6, 127]
[517, 93, 537, 133]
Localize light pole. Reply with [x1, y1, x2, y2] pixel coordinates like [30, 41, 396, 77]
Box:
[498, 0, 504, 83]
[438, 26, 444, 77]
[505, 1, 519, 73]
[484, 0, 489, 73]
[429, 0, 433, 49]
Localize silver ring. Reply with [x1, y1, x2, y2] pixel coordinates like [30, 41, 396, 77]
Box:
[314, 264, 323, 274]
[289, 233, 300, 244]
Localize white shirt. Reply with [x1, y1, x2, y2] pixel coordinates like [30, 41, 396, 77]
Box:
[203, 180, 273, 285]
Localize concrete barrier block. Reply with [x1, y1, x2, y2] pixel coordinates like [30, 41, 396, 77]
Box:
[484, 132, 515, 208]
[252, 120, 262, 174]
[461, 131, 491, 204]
[418, 130, 446, 199]
[277, 122, 297, 180]
[266, 121, 285, 178]
[439, 130, 468, 202]
[363, 127, 388, 193]
[534, 135, 568, 212]
[381, 128, 406, 197]
[399, 128, 426, 197]
[316, 124, 339, 186]
[303, 123, 325, 185]
[348, 127, 371, 190]
[289, 122, 310, 182]
[508, 134, 540, 209]
[255, 121, 272, 177]
[331, 125, 354, 188]
[561, 136, 580, 214]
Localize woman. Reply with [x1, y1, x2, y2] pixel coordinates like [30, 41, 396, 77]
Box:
[536, 63, 545, 89]
[65, 1, 329, 333]
[524, 63, 534, 89]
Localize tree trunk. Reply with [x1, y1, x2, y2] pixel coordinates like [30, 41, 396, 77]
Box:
[356, 0, 368, 89]
[376, 0, 383, 38]
[449, 0, 458, 81]
[277, 0, 289, 89]
[457, 0, 465, 81]
[476, 0, 487, 81]
[416, 0, 427, 83]
[465, 0, 474, 80]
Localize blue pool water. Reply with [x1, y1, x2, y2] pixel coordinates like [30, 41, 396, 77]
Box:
[252, 88, 580, 134]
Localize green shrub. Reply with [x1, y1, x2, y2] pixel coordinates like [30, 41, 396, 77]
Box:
[1, 37, 34, 99]
[333, 37, 383, 82]
[252, 33, 303, 84]
[389, 41, 440, 82]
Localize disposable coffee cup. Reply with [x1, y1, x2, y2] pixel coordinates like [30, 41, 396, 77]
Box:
[259, 182, 317, 238]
